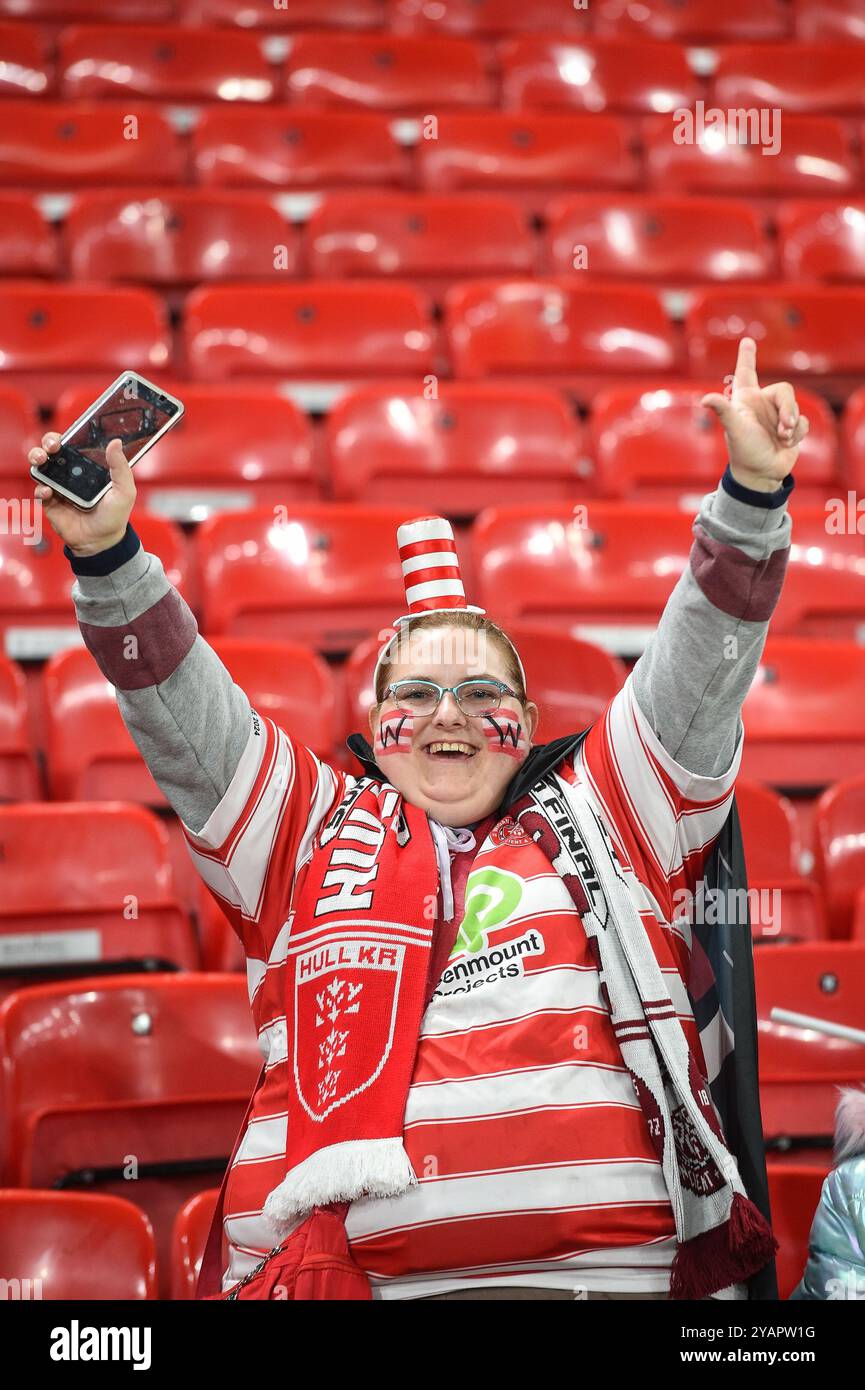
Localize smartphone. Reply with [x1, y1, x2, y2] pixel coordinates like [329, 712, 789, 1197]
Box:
[30, 372, 185, 510]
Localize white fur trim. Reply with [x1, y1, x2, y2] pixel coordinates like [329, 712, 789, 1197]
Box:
[834, 1085, 865, 1164]
[262, 1137, 417, 1234]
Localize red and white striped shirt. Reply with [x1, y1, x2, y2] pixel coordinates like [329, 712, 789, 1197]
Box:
[182, 676, 741, 1297]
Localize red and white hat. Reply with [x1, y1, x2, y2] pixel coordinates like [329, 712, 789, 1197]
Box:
[372, 515, 526, 692]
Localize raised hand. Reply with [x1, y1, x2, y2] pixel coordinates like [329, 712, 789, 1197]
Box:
[700, 337, 810, 493]
[30, 434, 136, 556]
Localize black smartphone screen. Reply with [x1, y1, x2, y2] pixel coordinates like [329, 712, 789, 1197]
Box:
[39, 377, 181, 504]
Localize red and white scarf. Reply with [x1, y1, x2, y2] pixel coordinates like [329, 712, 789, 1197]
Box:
[263, 771, 776, 1299]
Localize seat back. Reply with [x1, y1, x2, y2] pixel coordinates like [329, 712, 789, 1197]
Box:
[0, 1191, 158, 1300]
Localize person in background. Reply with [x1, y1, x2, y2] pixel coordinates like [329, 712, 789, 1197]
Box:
[791, 1086, 865, 1301]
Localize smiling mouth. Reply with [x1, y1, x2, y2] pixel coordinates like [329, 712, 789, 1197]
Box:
[424, 741, 478, 761]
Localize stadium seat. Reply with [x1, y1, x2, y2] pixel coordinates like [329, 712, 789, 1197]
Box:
[285, 34, 495, 111]
[192, 108, 407, 190]
[185, 282, 436, 382]
[0, 21, 51, 98]
[0, 194, 56, 276]
[544, 195, 774, 284]
[736, 780, 825, 944]
[754, 942, 865, 1148]
[326, 382, 588, 513]
[772, 506, 865, 642]
[0, 102, 185, 187]
[499, 38, 697, 115]
[473, 502, 694, 656]
[588, 382, 839, 506]
[59, 24, 277, 103]
[170, 1187, 218, 1300]
[792, 0, 865, 42]
[0, 1191, 158, 1300]
[0, 974, 260, 1298]
[765, 1163, 832, 1299]
[0, 384, 39, 485]
[0, 654, 40, 801]
[814, 776, 865, 939]
[713, 43, 865, 116]
[209, 638, 336, 757]
[686, 286, 865, 398]
[183, 0, 384, 26]
[644, 114, 859, 199]
[0, 801, 199, 992]
[415, 113, 640, 207]
[593, 0, 790, 42]
[10, 0, 173, 15]
[841, 384, 865, 492]
[197, 505, 415, 652]
[741, 640, 865, 790]
[777, 200, 865, 283]
[194, 880, 245, 975]
[0, 282, 171, 410]
[445, 279, 679, 394]
[387, 0, 587, 35]
[342, 624, 627, 753]
[65, 189, 297, 286]
[0, 514, 187, 663]
[305, 193, 535, 290]
[55, 381, 318, 522]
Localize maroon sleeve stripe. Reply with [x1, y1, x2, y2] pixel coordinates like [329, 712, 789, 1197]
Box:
[689, 524, 788, 623]
[78, 587, 198, 691]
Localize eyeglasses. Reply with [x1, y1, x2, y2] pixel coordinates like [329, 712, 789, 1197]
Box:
[383, 678, 520, 718]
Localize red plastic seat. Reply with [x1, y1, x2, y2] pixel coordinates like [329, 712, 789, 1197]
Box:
[445, 279, 678, 395]
[0, 802, 198, 988]
[544, 195, 774, 284]
[342, 624, 626, 752]
[0, 514, 187, 663]
[0, 21, 51, 98]
[388, 0, 587, 34]
[56, 381, 317, 521]
[842, 384, 865, 492]
[183, 0, 383, 25]
[416, 113, 639, 205]
[644, 114, 858, 198]
[185, 282, 435, 382]
[8, 0, 173, 15]
[736, 780, 825, 944]
[754, 942, 865, 1145]
[170, 1187, 218, 1300]
[793, 0, 865, 41]
[742, 640, 865, 790]
[0, 101, 185, 187]
[0, 974, 260, 1298]
[772, 506, 865, 641]
[0, 194, 56, 276]
[766, 1163, 832, 1299]
[193, 108, 406, 189]
[285, 34, 494, 111]
[814, 776, 865, 939]
[0, 384, 39, 484]
[589, 381, 838, 506]
[209, 638, 336, 758]
[326, 382, 587, 513]
[197, 505, 424, 652]
[473, 502, 694, 656]
[0, 654, 39, 801]
[65, 189, 298, 286]
[0, 1192, 157, 1300]
[0, 281, 171, 410]
[713, 43, 865, 117]
[59, 24, 276, 102]
[500, 38, 696, 115]
[593, 0, 790, 41]
[777, 199, 865, 282]
[305, 193, 535, 289]
[686, 286, 865, 398]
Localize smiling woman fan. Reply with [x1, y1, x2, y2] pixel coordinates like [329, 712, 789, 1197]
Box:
[31, 337, 809, 1302]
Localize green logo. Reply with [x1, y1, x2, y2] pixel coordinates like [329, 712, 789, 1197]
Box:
[451, 867, 524, 956]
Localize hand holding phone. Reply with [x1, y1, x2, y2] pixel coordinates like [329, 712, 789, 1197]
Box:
[31, 434, 137, 558]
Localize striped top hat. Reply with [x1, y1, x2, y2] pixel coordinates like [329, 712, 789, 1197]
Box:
[394, 515, 484, 626]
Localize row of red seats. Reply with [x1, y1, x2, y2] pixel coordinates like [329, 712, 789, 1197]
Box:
[1, 955, 858, 1294]
[4, 378, 859, 515]
[6, 27, 865, 115]
[1, 106, 864, 207]
[4, 279, 865, 406]
[9, 191, 865, 289]
[0, 0, 857, 45]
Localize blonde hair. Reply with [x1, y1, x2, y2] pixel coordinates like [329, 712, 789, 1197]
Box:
[374, 611, 527, 705]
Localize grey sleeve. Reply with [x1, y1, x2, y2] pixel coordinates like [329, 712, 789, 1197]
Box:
[631, 476, 792, 778]
[71, 546, 252, 834]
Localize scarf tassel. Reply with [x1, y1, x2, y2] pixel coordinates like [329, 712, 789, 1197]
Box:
[264, 1137, 417, 1234]
[669, 1192, 779, 1300]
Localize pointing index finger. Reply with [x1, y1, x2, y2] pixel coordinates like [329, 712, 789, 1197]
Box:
[733, 336, 759, 393]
